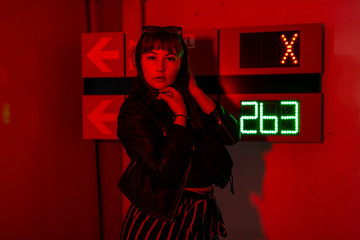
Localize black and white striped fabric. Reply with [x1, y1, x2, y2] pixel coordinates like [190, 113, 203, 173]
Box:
[120, 190, 227, 240]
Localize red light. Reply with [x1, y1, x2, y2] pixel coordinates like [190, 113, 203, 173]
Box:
[281, 32, 299, 65]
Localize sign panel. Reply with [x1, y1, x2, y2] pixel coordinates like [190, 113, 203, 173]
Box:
[82, 95, 125, 140]
[219, 23, 323, 75]
[240, 100, 300, 135]
[183, 28, 218, 76]
[125, 30, 141, 78]
[220, 93, 322, 142]
[240, 31, 300, 68]
[82, 32, 125, 78]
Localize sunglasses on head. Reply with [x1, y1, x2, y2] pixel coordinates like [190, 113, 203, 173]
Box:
[142, 26, 183, 37]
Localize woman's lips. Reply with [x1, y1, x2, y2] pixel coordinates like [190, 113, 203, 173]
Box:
[154, 77, 166, 81]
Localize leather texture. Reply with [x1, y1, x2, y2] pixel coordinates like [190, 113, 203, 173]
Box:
[117, 91, 240, 221]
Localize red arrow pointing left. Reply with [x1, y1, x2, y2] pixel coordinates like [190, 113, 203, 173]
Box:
[88, 100, 118, 135]
[86, 37, 119, 73]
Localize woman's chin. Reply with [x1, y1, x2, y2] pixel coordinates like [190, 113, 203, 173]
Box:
[153, 83, 170, 90]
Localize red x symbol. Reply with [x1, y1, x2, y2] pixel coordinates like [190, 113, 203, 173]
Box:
[281, 33, 298, 65]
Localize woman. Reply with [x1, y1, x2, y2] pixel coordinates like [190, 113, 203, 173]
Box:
[117, 26, 240, 240]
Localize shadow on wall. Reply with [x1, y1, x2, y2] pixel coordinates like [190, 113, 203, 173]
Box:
[189, 35, 271, 239]
[215, 141, 271, 240]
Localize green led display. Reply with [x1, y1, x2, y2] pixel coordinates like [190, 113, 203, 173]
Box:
[240, 100, 300, 135]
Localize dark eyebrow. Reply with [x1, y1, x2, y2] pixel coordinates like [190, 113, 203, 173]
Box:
[146, 51, 158, 55]
[145, 51, 177, 57]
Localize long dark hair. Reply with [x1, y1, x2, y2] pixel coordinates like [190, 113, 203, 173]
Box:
[132, 29, 204, 131]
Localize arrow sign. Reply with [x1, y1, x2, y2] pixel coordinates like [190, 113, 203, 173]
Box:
[82, 32, 124, 77]
[86, 37, 120, 73]
[88, 100, 118, 135]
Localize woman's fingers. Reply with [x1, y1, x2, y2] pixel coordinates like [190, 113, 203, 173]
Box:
[159, 87, 178, 96]
[189, 73, 198, 94]
[159, 87, 182, 99]
[157, 87, 187, 115]
[157, 92, 171, 101]
[159, 87, 174, 92]
[158, 91, 173, 98]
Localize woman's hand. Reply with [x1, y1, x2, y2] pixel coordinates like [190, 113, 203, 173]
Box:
[188, 73, 216, 114]
[189, 73, 198, 95]
[157, 87, 187, 116]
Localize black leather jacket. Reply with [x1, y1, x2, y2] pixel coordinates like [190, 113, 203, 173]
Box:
[117, 91, 240, 221]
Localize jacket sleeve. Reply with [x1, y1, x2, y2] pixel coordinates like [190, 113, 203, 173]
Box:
[117, 101, 195, 186]
[203, 102, 240, 145]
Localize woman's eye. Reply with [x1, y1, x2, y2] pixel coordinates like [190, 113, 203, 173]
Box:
[167, 57, 176, 61]
[147, 56, 156, 61]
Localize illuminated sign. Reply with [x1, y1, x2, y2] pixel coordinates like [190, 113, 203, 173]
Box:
[220, 93, 322, 142]
[240, 100, 299, 135]
[219, 23, 323, 75]
[82, 32, 124, 78]
[240, 31, 300, 68]
[281, 33, 299, 65]
[82, 95, 125, 140]
[81, 25, 324, 142]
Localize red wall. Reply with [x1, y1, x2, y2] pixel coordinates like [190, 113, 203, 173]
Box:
[0, 1, 100, 239]
[142, 0, 360, 239]
[1, 0, 359, 240]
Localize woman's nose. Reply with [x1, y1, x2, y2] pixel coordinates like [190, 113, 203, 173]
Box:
[156, 59, 165, 72]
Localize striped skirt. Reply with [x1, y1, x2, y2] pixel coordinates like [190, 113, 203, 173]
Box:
[120, 189, 227, 240]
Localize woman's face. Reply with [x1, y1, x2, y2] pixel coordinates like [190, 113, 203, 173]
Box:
[141, 49, 181, 90]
